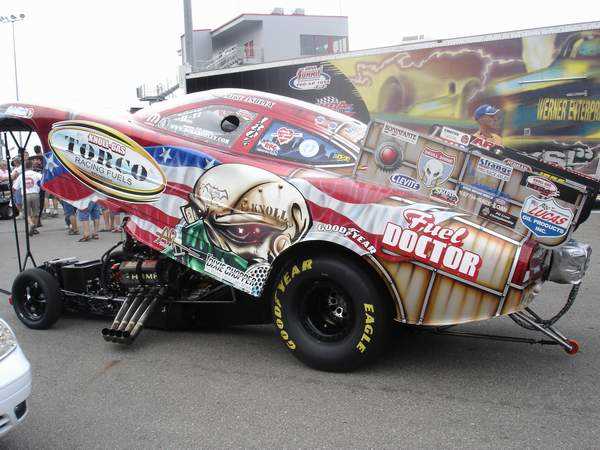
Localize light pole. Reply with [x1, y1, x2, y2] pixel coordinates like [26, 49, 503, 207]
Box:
[0, 13, 26, 147]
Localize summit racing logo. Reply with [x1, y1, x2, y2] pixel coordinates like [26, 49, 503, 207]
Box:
[381, 209, 481, 280]
[289, 65, 331, 90]
[520, 196, 573, 238]
[48, 121, 166, 202]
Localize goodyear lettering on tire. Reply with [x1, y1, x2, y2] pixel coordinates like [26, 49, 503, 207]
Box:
[356, 303, 375, 353]
[273, 259, 313, 351]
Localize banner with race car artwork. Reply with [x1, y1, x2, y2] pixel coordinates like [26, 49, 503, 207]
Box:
[186, 24, 600, 177]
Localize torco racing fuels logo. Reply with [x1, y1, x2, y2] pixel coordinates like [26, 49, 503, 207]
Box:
[520, 196, 573, 238]
[48, 121, 167, 202]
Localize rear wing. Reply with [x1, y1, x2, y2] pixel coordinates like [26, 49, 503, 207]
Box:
[355, 121, 600, 247]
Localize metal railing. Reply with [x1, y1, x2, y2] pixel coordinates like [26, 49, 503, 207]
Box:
[192, 45, 265, 72]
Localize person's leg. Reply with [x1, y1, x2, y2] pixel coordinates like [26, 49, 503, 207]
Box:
[90, 203, 101, 238]
[37, 189, 45, 226]
[78, 208, 91, 241]
[101, 207, 111, 231]
[27, 194, 40, 235]
[70, 214, 79, 234]
[112, 212, 122, 232]
[51, 196, 59, 216]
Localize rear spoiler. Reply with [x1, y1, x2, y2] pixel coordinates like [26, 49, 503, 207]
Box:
[355, 121, 600, 247]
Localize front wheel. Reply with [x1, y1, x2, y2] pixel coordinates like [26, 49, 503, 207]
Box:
[12, 268, 63, 329]
[271, 254, 393, 372]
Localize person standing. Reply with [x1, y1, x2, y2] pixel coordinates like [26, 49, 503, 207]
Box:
[78, 201, 101, 242]
[31, 145, 46, 227]
[13, 160, 43, 235]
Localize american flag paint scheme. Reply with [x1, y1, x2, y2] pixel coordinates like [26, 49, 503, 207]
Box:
[2, 89, 598, 369]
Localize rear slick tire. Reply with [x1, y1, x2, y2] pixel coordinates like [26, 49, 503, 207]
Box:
[271, 254, 392, 372]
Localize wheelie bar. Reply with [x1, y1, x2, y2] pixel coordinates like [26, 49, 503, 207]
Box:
[101, 287, 163, 344]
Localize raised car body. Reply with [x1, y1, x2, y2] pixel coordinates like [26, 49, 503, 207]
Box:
[1, 89, 598, 328]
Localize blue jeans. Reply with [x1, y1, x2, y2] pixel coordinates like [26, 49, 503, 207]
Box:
[78, 202, 101, 221]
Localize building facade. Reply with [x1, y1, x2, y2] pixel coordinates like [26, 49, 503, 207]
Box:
[181, 9, 348, 72]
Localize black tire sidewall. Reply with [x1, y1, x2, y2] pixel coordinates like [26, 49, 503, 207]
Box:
[12, 268, 63, 329]
[272, 254, 391, 371]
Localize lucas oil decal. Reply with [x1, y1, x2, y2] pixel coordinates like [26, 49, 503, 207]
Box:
[48, 121, 166, 202]
[520, 196, 574, 238]
[381, 209, 481, 281]
[418, 147, 456, 188]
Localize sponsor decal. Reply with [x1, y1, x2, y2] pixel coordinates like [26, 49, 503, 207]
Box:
[222, 93, 275, 109]
[519, 172, 579, 203]
[389, 174, 420, 191]
[503, 158, 532, 173]
[520, 196, 573, 238]
[256, 139, 280, 156]
[165, 122, 231, 145]
[275, 127, 301, 145]
[477, 157, 513, 182]
[315, 96, 354, 116]
[314, 115, 338, 131]
[470, 135, 497, 151]
[5, 105, 33, 119]
[48, 121, 167, 202]
[315, 223, 376, 254]
[529, 141, 598, 170]
[204, 255, 255, 294]
[332, 152, 352, 162]
[298, 139, 320, 158]
[524, 175, 558, 198]
[289, 65, 331, 90]
[375, 142, 404, 171]
[430, 186, 459, 206]
[243, 117, 269, 146]
[459, 183, 510, 212]
[439, 126, 471, 149]
[479, 205, 517, 228]
[538, 171, 566, 184]
[382, 122, 419, 145]
[418, 146, 456, 188]
[382, 209, 482, 281]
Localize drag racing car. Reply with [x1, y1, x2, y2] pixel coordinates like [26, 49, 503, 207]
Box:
[0, 90, 598, 372]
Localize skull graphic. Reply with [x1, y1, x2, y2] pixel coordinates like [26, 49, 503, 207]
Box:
[188, 164, 310, 263]
[422, 158, 444, 188]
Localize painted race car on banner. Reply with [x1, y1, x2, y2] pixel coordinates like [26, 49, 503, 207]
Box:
[0, 89, 598, 371]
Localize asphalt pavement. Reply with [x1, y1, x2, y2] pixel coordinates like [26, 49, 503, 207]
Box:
[0, 214, 600, 449]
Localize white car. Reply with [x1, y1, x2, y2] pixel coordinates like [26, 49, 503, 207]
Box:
[0, 319, 31, 435]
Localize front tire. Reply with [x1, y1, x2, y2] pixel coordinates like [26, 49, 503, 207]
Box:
[12, 268, 63, 329]
[271, 254, 392, 372]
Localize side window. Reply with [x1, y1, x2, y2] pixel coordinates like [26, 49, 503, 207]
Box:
[158, 105, 256, 147]
[251, 121, 355, 166]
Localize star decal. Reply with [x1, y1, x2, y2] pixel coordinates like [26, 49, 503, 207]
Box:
[159, 147, 172, 163]
[44, 152, 59, 172]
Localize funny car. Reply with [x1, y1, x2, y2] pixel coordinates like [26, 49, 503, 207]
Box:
[0, 89, 598, 371]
